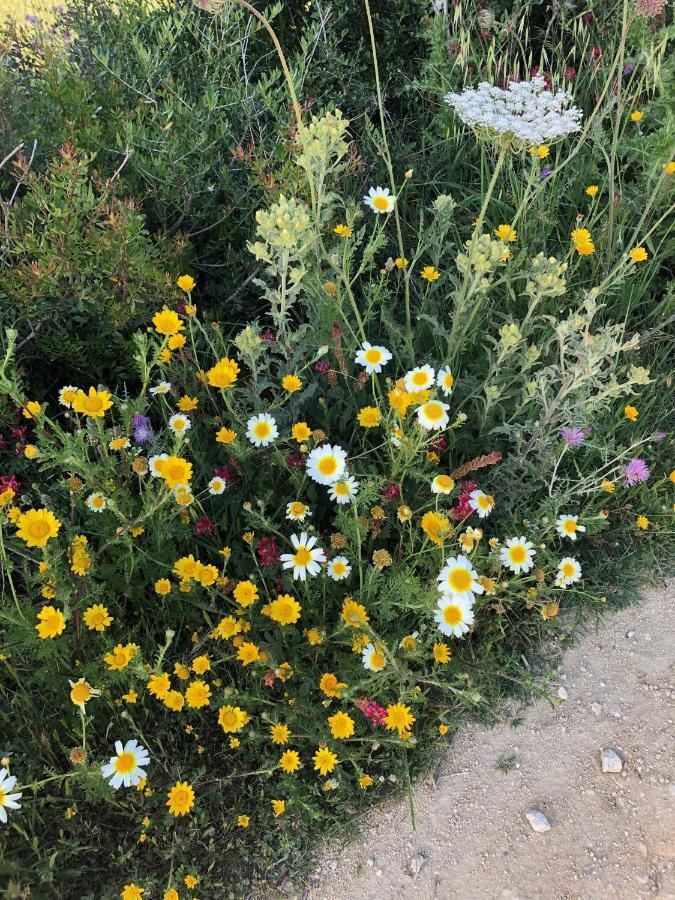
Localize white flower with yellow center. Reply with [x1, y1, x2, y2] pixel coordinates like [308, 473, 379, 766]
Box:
[0, 767, 22, 824]
[431, 474, 455, 495]
[499, 536, 536, 573]
[85, 493, 107, 513]
[168, 413, 191, 435]
[328, 475, 359, 504]
[416, 400, 450, 431]
[306, 444, 347, 485]
[390, 427, 403, 447]
[468, 489, 495, 519]
[327, 556, 351, 581]
[149, 381, 171, 395]
[58, 385, 79, 408]
[363, 186, 396, 214]
[404, 365, 435, 392]
[208, 477, 227, 495]
[280, 532, 326, 581]
[361, 642, 386, 671]
[246, 413, 278, 447]
[100, 739, 150, 790]
[149, 453, 169, 478]
[437, 555, 484, 602]
[557, 556, 582, 585]
[555, 514, 586, 541]
[174, 483, 194, 506]
[436, 367, 454, 396]
[286, 501, 311, 522]
[434, 595, 474, 638]
[355, 342, 392, 374]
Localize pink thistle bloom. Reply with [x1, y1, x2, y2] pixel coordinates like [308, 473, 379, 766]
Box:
[622, 458, 650, 486]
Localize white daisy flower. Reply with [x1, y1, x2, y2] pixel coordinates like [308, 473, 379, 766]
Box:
[208, 477, 227, 495]
[150, 381, 171, 395]
[168, 414, 191, 434]
[148, 453, 169, 477]
[404, 365, 435, 392]
[280, 532, 326, 581]
[286, 501, 311, 522]
[355, 342, 393, 374]
[363, 186, 396, 214]
[434, 595, 475, 638]
[100, 739, 150, 790]
[431, 474, 455, 494]
[416, 400, 450, 430]
[246, 413, 278, 447]
[174, 484, 194, 506]
[437, 555, 484, 602]
[361, 642, 386, 671]
[555, 514, 586, 541]
[500, 536, 536, 574]
[0, 767, 22, 824]
[85, 493, 107, 513]
[557, 556, 582, 585]
[58, 385, 79, 408]
[468, 489, 495, 519]
[328, 475, 359, 504]
[436, 367, 454, 396]
[306, 444, 347, 485]
[327, 556, 351, 581]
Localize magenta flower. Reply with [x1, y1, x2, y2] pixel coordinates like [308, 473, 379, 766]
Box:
[622, 458, 650, 486]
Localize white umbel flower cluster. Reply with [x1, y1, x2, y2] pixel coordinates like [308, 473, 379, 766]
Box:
[444, 76, 583, 146]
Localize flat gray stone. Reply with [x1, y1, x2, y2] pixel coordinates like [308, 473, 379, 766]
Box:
[525, 810, 552, 832]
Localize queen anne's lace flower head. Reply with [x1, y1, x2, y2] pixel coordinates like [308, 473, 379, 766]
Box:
[444, 76, 583, 147]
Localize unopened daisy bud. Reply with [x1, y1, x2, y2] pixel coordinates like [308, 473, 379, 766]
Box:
[404, 169, 413, 179]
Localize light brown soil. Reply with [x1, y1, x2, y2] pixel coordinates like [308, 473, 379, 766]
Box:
[309, 581, 675, 900]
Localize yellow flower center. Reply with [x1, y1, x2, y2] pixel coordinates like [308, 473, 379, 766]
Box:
[372, 195, 389, 211]
[114, 751, 137, 775]
[289, 502, 305, 517]
[172, 789, 190, 808]
[332, 562, 346, 576]
[334, 481, 349, 495]
[293, 547, 312, 566]
[509, 545, 527, 564]
[478, 495, 493, 510]
[448, 567, 472, 592]
[318, 456, 338, 476]
[253, 422, 272, 439]
[422, 402, 444, 421]
[443, 604, 462, 626]
[83, 396, 104, 413]
[370, 649, 385, 668]
[411, 372, 428, 387]
[562, 562, 575, 577]
[364, 348, 382, 364]
[562, 519, 577, 533]
[71, 683, 91, 704]
[29, 520, 50, 539]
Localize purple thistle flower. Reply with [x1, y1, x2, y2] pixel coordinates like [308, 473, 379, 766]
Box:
[623, 64, 634, 75]
[131, 414, 153, 444]
[653, 431, 666, 442]
[622, 457, 650, 486]
[561, 426, 585, 446]
[540, 167, 553, 181]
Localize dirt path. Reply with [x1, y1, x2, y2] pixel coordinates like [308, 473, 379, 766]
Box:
[309, 581, 674, 900]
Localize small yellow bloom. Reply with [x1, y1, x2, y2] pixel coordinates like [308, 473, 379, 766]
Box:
[176, 274, 196, 292]
[357, 405, 382, 428]
[334, 223, 352, 237]
[665, 161, 675, 175]
[629, 247, 648, 263]
[636, 515, 649, 530]
[438, 724, 449, 736]
[22, 400, 41, 420]
[585, 185, 599, 197]
[216, 426, 237, 444]
[395, 256, 408, 269]
[271, 798, 286, 817]
[154, 578, 171, 596]
[600, 479, 615, 493]
[358, 774, 373, 789]
[292, 421, 312, 442]
[629, 110, 643, 122]
[282, 374, 303, 393]
[24, 444, 39, 459]
[420, 265, 440, 282]
[494, 224, 516, 242]
[624, 404, 638, 421]
[184, 874, 199, 889]
[531, 144, 549, 158]
[152, 308, 184, 336]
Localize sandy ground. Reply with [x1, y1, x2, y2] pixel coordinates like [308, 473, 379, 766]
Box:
[309, 581, 675, 900]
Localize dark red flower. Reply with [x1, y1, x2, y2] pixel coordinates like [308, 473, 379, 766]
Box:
[314, 361, 330, 374]
[381, 482, 400, 502]
[286, 453, 305, 468]
[213, 464, 233, 484]
[261, 329, 276, 342]
[195, 516, 214, 537]
[257, 535, 280, 567]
